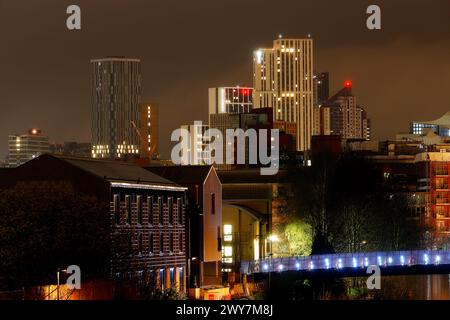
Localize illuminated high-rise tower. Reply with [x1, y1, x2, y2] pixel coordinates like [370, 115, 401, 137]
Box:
[253, 37, 314, 151]
[91, 57, 141, 159]
[325, 81, 371, 140]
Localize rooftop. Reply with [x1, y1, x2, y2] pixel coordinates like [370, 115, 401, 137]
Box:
[414, 111, 450, 127]
[41, 154, 183, 189]
[146, 166, 215, 185]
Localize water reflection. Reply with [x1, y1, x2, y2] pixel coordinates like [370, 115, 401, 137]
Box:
[343, 274, 450, 300]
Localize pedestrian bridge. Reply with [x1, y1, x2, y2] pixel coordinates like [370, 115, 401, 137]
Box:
[241, 250, 450, 276]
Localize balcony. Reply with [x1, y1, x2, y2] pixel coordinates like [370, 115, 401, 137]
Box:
[435, 185, 449, 191]
[435, 171, 449, 177]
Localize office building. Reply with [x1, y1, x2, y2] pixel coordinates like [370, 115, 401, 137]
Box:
[6, 129, 49, 167]
[91, 57, 141, 159]
[253, 37, 314, 151]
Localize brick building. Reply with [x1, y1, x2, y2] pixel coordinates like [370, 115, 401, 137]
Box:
[0, 154, 187, 294]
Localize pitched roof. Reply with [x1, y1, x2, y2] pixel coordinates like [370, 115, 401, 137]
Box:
[51, 155, 181, 187]
[145, 166, 215, 185]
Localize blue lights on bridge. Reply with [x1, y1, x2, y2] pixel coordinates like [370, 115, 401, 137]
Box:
[242, 250, 450, 274]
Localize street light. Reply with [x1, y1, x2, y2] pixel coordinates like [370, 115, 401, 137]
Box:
[266, 234, 279, 294]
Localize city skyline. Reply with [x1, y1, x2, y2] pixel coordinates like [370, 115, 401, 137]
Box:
[3, 0, 450, 304]
[1, 0, 450, 160]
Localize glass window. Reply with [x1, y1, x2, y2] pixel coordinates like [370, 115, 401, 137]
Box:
[224, 224, 232, 242]
[138, 232, 143, 254]
[125, 195, 132, 225]
[179, 233, 183, 253]
[147, 196, 153, 225]
[159, 232, 164, 254]
[169, 232, 174, 253]
[177, 198, 183, 225]
[113, 194, 120, 224]
[211, 193, 216, 215]
[223, 246, 232, 257]
[168, 197, 173, 225]
[148, 231, 153, 254]
[222, 246, 233, 264]
[158, 197, 163, 225]
[137, 196, 143, 225]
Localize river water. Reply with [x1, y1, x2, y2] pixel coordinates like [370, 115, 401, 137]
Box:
[371, 274, 450, 300]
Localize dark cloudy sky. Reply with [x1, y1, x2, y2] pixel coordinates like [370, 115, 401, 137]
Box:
[1, 0, 450, 159]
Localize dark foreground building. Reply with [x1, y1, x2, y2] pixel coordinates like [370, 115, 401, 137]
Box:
[0, 154, 187, 295]
[146, 166, 222, 288]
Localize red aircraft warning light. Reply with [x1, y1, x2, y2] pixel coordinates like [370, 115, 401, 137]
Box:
[344, 80, 352, 88]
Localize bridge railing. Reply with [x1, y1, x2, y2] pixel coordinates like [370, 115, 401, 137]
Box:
[241, 249, 450, 274]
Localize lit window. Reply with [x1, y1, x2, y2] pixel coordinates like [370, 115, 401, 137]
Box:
[224, 224, 232, 235]
[224, 224, 232, 241]
[113, 194, 120, 224]
[222, 246, 233, 263]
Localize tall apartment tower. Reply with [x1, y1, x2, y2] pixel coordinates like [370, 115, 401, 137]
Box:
[91, 57, 142, 159]
[325, 81, 371, 140]
[139, 102, 159, 159]
[6, 129, 49, 167]
[253, 38, 314, 151]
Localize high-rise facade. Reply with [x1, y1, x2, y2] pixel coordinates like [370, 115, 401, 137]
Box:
[6, 129, 49, 167]
[208, 87, 253, 115]
[253, 38, 314, 151]
[180, 122, 210, 165]
[313, 106, 331, 136]
[91, 57, 142, 159]
[139, 102, 159, 159]
[314, 72, 330, 106]
[325, 81, 371, 141]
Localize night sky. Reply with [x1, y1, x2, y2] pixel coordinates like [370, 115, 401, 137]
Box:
[1, 0, 450, 159]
